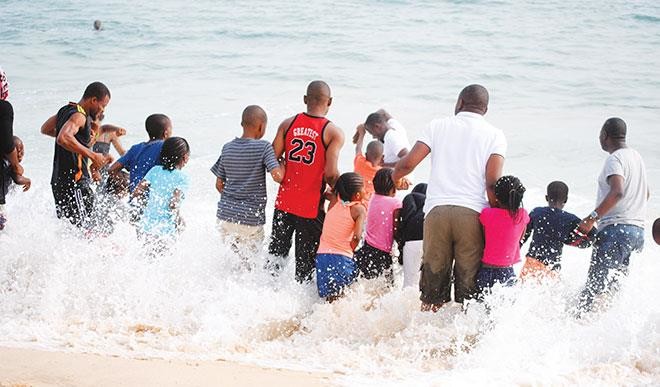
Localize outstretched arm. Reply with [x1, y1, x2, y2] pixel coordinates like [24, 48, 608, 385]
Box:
[485, 154, 505, 207]
[350, 204, 367, 250]
[57, 113, 109, 169]
[392, 141, 430, 182]
[578, 174, 624, 233]
[41, 114, 57, 137]
[323, 122, 345, 187]
[272, 116, 294, 160]
[353, 123, 366, 156]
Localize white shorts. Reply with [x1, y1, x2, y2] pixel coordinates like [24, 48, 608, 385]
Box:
[402, 240, 423, 288]
[216, 219, 264, 263]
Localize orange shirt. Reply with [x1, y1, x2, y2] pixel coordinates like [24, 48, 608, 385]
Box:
[317, 201, 361, 257]
[353, 152, 381, 200]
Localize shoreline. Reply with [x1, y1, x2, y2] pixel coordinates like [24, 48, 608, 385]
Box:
[0, 346, 332, 387]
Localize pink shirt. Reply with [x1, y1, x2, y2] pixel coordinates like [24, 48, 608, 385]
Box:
[480, 207, 530, 267]
[365, 194, 402, 253]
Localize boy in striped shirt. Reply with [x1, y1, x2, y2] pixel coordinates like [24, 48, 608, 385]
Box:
[211, 105, 285, 267]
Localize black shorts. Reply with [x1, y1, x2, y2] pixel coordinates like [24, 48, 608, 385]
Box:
[355, 241, 394, 282]
[51, 178, 95, 228]
[268, 208, 325, 283]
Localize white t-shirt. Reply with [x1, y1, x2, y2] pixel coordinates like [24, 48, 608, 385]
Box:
[596, 148, 648, 228]
[418, 112, 507, 214]
[383, 118, 411, 164]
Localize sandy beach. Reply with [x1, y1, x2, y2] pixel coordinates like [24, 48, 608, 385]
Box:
[0, 347, 332, 387]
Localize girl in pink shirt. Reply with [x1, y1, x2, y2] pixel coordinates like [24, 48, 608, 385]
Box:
[476, 175, 530, 298]
[316, 172, 367, 301]
[354, 168, 402, 283]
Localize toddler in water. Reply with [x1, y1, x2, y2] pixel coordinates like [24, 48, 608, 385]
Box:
[316, 172, 367, 301]
[353, 123, 383, 201]
[354, 168, 402, 283]
[211, 105, 284, 267]
[476, 175, 530, 297]
[133, 137, 190, 252]
[0, 136, 31, 230]
[520, 181, 597, 279]
[396, 183, 427, 288]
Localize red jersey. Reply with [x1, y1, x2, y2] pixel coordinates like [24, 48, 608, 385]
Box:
[275, 113, 329, 219]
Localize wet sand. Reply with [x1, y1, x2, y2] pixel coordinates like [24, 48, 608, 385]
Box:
[0, 346, 332, 387]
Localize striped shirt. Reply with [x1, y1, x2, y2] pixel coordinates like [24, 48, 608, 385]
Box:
[211, 138, 279, 226]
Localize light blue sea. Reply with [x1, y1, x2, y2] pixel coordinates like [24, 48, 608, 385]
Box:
[1, 1, 659, 384]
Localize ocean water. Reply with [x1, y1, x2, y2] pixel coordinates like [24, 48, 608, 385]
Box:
[1, 0, 660, 385]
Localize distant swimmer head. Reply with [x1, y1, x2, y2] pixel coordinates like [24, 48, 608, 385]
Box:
[0, 66, 9, 100]
[365, 140, 384, 165]
[241, 105, 268, 138]
[600, 117, 627, 151]
[159, 137, 190, 171]
[304, 80, 332, 113]
[546, 180, 569, 208]
[94, 20, 102, 30]
[494, 175, 526, 219]
[333, 172, 365, 203]
[145, 113, 172, 140]
[364, 112, 387, 141]
[455, 84, 489, 115]
[82, 81, 111, 119]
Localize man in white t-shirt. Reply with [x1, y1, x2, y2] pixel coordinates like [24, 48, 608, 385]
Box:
[392, 85, 506, 311]
[354, 109, 411, 167]
[576, 117, 648, 314]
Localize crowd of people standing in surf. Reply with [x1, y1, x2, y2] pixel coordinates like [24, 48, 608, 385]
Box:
[1, 67, 658, 315]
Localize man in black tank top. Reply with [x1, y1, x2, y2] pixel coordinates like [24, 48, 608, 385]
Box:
[42, 82, 112, 228]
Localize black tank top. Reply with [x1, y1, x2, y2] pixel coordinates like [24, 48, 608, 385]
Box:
[50, 102, 92, 185]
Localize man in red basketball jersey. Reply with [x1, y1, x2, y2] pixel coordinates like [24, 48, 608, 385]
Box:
[268, 81, 345, 282]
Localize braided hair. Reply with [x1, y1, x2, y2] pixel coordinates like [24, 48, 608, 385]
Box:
[159, 136, 190, 171]
[494, 175, 526, 220]
[373, 168, 396, 196]
[334, 172, 364, 203]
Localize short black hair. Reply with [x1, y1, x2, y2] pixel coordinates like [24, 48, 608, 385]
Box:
[602, 117, 627, 140]
[159, 137, 190, 171]
[82, 81, 111, 100]
[547, 181, 568, 203]
[365, 112, 386, 128]
[373, 168, 395, 195]
[333, 172, 364, 202]
[145, 114, 171, 139]
[458, 84, 489, 111]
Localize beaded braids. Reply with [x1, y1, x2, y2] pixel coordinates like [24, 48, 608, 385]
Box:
[334, 172, 364, 203]
[494, 175, 526, 219]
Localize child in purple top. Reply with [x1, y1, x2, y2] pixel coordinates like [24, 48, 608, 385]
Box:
[354, 168, 402, 283]
[477, 175, 530, 298]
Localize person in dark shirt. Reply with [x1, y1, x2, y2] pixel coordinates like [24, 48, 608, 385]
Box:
[40, 82, 112, 228]
[396, 183, 427, 288]
[520, 181, 597, 279]
[653, 218, 660, 245]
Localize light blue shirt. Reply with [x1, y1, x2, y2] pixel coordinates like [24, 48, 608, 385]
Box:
[140, 166, 189, 235]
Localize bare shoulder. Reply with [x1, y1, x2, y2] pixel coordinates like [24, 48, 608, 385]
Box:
[278, 115, 296, 132]
[350, 202, 367, 219]
[324, 122, 345, 145]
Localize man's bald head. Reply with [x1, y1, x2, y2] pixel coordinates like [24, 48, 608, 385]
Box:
[241, 105, 267, 129]
[602, 117, 627, 140]
[305, 80, 332, 113]
[455, 84, 489, 115]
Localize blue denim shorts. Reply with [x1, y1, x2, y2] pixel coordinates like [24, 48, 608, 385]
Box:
[316, 253, 357, 298]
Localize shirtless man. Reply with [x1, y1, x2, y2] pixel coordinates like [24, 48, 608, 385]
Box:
[268, 80, 345, 282]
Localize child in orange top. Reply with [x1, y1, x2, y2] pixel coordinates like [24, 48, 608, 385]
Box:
[316, 172, 367, 301]
[353, 123, 383, 200]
